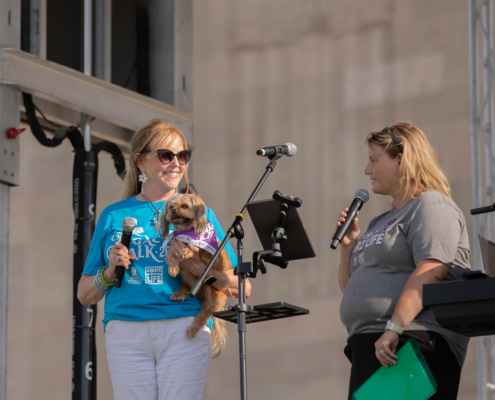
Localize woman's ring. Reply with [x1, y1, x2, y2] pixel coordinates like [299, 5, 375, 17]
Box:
[378, 349, 385, 354]
[114, 256, 119, 262]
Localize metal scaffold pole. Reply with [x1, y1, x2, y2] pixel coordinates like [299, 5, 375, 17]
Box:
[72, 1, 97, 398]
[468, 0, 495, 399]
[0, 2, 21, 400]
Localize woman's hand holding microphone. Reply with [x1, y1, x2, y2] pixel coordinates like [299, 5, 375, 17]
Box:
[337, 207, 360, 251]
[336, 208, 361, 293]
[106, 242, 137, 283]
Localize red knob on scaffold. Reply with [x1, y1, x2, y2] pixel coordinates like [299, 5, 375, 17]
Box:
[6, 127, 26, 139]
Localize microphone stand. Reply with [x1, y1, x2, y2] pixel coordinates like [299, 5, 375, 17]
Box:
[188, 153, 283, 400]
[188, 152, 282, 297]
[471, 203, 495, 215]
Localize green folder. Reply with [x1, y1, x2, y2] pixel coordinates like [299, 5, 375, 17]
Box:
[352, 339, 437, 400]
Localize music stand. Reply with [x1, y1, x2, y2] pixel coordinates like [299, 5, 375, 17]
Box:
[213, 190, 315, 400]
[246, 194, 315, 263]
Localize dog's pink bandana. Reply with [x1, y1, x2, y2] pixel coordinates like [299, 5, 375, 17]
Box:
[172, 223, 219, 255]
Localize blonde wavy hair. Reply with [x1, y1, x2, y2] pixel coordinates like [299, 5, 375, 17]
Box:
[365, 122, 451, 201]
[123, 120, 189, 199]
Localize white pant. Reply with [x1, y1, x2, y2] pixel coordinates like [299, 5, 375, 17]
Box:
[105, 317, 211, 400]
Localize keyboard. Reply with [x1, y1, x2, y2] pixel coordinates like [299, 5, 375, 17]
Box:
[422, 274, 495, 337]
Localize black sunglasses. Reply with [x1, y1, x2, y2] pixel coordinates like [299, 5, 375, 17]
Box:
[143, 149, 191, 165]
[384, 126, 403, 153]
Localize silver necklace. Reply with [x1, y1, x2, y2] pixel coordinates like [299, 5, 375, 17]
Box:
[141, 190, 177, 231]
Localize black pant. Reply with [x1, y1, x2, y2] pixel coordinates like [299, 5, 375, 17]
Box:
[344, 331, 462, 400]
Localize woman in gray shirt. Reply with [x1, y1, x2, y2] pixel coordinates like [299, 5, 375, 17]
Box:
[337, 122, 471, 400]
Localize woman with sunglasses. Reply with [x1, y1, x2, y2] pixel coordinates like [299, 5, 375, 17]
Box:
[77, 119, 249, 400]
[336, 122, 470, 399]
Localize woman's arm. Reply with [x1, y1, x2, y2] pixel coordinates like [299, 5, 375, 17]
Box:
[213, 267, 251, 298]
[374, 258, 450, 367]
[338, 249, 353, 293]
[78, 273, 110, 305]
[336, 208, 360, 292]
[77, 242, 136, 305]
[171, 240, 251, 298]
[390, 259, 449, 327]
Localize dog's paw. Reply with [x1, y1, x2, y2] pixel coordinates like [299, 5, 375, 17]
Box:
[186, 325, 200, 338]
[180, 248, 195, 260]
[170, 291, 187, 302]
[168, 266, 180, 277]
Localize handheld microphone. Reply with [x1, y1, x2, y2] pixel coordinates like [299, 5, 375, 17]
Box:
[256, 142, 297, 158]
[114, 217, 138, 288]
[331, 189, 369, 250]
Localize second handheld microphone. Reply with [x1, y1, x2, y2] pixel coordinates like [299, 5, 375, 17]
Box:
[114, 217, 138, 288]
[331, 189, 369, 250]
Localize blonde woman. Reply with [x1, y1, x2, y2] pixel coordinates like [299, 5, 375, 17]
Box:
[77, 120, 250, 400]
[337, 122, 470, 400]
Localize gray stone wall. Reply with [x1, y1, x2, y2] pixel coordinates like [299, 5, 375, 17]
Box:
[7, 0, 479, 399]
[194, 0, 476, 399]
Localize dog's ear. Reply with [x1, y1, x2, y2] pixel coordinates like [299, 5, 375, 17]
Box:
[192, 196, 207, 234]
[159, 206, 171, 238]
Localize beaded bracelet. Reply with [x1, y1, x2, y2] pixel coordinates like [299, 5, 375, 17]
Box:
[93, 266, 114, 292]
[94, 274, 108, 292]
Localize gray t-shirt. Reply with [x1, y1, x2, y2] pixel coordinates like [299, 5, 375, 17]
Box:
[339, 191, 471, 366]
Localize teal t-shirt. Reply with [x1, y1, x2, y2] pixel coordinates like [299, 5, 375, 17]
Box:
[82, 196, 237, 329]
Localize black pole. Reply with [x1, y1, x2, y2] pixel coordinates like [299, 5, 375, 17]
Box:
[72, 150, 98, 399]
[236, 237, 248, 400]
[471, 203, 495, 215]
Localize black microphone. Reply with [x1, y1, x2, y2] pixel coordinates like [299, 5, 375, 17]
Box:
[256, 142, 297, 158]
[114, 217, 138, 288]
[331, 189, 369, 250]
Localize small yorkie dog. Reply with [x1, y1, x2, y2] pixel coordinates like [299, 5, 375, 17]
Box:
[160, 194, 231, 358]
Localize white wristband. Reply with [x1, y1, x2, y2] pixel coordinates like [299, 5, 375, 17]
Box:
[385, 320, 404, 335]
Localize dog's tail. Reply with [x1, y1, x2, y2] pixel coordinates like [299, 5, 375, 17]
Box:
[211, 316, 228, 358]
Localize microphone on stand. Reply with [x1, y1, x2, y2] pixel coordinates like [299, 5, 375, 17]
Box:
[114, 217, 138, 288]
[331, 189, 369, 250]
[256, 142, 297, 158]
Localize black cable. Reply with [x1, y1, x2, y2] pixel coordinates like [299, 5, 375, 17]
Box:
[23, 92, 126, 179]
[23, 92, 84, 150]
[33, 103, 63, 129]
[64, 126, 86, 151]
[92, 141, 127, 179]
[123, 59, 137, 89]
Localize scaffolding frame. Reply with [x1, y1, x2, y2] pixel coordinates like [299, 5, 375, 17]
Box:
[469, 1, 495, 399]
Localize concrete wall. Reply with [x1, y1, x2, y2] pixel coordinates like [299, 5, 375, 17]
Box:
[194, 0, 477, 399]
[7, 0, 479, 399]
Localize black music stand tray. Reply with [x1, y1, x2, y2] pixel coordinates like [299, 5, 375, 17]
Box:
[214, 301, 309, 324]
[213, 191, 315, 400]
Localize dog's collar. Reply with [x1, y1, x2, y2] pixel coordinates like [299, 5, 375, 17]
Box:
[172, 223, 219, 255]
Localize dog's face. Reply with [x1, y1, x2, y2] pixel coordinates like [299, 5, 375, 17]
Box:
[160, 194, 207, 237]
